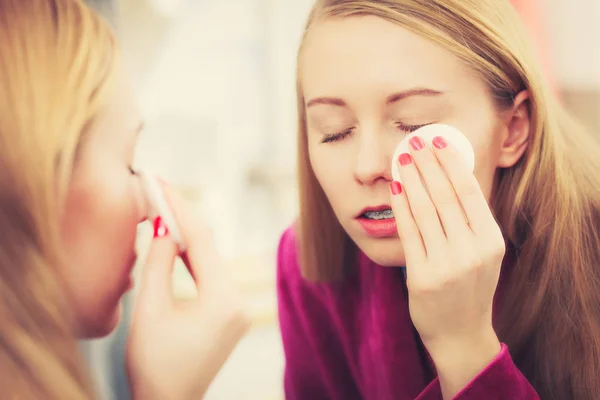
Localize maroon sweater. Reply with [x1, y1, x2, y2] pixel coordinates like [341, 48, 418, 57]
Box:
[276, 226, 539, 399]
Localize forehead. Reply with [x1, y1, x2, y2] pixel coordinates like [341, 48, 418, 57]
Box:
[87, 68, 141, 147]
[299, 16, 479, 100]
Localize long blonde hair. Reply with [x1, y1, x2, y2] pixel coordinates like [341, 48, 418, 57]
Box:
[0, 0, 119, 397]
[296, 1, 600, 398]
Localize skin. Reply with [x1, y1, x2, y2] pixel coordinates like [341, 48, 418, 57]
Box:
[301, 16, 531, 398]
[59, 68, 146, 339]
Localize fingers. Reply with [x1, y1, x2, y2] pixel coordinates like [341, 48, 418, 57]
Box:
[389, 181, 426, 267]
[396, 149, 446, 252]
[139, 216, 178, 307]
[406, 136, 472, 243]
[159, 183, 223, 291]
[431, 136, 500, 238]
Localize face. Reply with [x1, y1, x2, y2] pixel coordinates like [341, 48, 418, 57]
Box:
[59, 67, 146, 338]
[300, 16, 512, 267]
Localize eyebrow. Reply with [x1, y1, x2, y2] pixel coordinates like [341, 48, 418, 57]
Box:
[306, 88, 444, 108]
[386, 88, 444, 104]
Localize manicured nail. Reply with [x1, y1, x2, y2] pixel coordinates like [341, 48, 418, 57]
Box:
[398, 153, 412, 166]
[432, 136, 448, 149]
[153, 216, 169, 238]
[390, 181, 403, 195]
[409, 136, 425, 151]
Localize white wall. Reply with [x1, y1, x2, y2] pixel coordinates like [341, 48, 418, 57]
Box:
[542, 0, 600, 89]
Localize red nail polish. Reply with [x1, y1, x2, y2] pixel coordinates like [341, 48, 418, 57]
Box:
[153, 216, 169, 238]
[390, 181, 403, 195]
[432, 136, 448, 149]
[398, 153, 413, 166]
[409, 136, 425, 151]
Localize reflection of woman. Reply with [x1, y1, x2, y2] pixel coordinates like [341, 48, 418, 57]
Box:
[0, 0, 248, 398]
[277, 1, 600, 399]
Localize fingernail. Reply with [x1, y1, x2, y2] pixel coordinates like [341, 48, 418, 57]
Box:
[390, 181, 403, 195]
[153, 216, 169, 238]
[432, 136, 448, 149]
[409, 136, 425, 151]
[398, 153, 412, 166]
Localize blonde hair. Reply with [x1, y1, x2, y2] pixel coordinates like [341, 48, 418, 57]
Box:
[296, 1, 600, 398]
[0, 0, 119, 397]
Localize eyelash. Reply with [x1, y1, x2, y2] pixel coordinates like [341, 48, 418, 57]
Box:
[129, 166, 139, 176]
[321, 128, 353, 143]
[320, 122, 430, 144]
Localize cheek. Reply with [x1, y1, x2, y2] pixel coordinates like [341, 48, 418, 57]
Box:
[472, 147, 496, 200]
[60, 176, 142, 329]
[468, 128, 502, 201]
[308, 142, 352, 203]
[451, 111, 502, 202]
[97, 184, 141, 244]
[62, 179, 141, 253]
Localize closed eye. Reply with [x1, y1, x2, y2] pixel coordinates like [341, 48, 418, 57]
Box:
[321, 128, 353, 143]
[396, 122, 431, 133]
[320, 122, 430, 144]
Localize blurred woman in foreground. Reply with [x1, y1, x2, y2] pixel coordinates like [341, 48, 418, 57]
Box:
[0, 0, 249, 398]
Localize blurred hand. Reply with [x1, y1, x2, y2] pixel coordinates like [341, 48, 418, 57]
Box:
[126, 183, 250, 400]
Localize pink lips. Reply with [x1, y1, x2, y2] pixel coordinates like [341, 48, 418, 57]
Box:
[355, 205, 398, 238]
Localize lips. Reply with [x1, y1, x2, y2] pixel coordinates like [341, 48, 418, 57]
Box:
[356, 205, 397, 238]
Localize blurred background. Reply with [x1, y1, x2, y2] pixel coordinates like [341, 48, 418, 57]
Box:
[80, 0, 600, 399]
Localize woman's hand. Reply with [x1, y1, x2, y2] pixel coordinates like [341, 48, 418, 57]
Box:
[126, 183, 250, 400]
[390, 135, 504, 398]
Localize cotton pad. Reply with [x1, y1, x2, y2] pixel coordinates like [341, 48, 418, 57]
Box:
[139, 170, 186, 251]
[391, 124, 475, 183]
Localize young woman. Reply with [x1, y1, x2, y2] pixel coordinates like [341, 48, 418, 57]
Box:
[277, 1, 600, 399]
[0, 0, 248, 398]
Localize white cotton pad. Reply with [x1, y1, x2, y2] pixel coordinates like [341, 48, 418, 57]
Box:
[139, 170, 186, 251]
[391, 124, 475, 183]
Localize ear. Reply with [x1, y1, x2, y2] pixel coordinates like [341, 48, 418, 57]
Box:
[497, 90, 531, 168]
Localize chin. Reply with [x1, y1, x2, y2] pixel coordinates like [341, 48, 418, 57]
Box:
[78, 302, 122, 339]
[353, 235, 407, 267]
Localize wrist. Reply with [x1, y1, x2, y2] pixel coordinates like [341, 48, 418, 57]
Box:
[424, 326, 501, 399]
[425, 326, 502, 369]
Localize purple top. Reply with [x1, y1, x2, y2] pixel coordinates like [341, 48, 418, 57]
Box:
[276, 226, 539, 399]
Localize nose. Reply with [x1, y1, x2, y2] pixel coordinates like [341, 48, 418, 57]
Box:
[353, 129, 393, 186]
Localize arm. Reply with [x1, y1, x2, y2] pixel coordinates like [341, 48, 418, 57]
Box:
[415, 337, 540, 400]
